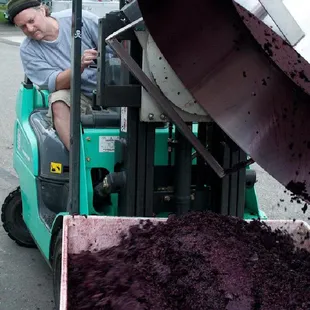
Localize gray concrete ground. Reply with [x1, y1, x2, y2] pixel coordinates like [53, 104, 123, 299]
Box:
[0, 22, 309, 310]
[0, 22, 24, 46]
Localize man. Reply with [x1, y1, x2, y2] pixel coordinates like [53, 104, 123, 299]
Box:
[7, 0, 110, 150]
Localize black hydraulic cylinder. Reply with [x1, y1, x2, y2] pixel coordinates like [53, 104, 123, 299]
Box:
[68, 0, 82, 214]
[104, 171, 127, 194]
[174, 128, 192, 215]
[93, 171, 126, 198]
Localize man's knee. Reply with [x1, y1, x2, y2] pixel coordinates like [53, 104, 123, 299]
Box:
[52, 101, 70, 120]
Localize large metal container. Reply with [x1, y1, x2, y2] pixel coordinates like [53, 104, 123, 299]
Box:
[59, 214, 310, 309]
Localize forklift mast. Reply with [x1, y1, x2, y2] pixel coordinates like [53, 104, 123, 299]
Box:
[89, 0, 259, 218]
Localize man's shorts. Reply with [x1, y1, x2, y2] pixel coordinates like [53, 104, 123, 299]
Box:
[46, 89, 93, 126]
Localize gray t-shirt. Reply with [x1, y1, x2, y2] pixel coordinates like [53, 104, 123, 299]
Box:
[20, 9, 106, 97]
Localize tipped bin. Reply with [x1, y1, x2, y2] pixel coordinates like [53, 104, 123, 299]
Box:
[136, 0, 310, 203]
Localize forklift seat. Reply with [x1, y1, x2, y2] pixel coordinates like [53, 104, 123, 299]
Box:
[29, 107, 120, 130]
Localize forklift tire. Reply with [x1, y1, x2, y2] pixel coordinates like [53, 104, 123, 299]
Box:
[52, 229, 62, 310]
[1, 187, 36, 248]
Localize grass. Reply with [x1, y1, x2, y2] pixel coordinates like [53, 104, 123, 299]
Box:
[0, 4, 7, 23]
[0, 13, 6, 23]
[0, 14, 6, 23]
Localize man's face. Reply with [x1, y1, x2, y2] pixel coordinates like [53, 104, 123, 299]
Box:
[14, 7, 47, 40]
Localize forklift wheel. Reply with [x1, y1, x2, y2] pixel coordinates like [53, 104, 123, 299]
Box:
[1, 187, 36, 248]
[52, 230, 62, 310]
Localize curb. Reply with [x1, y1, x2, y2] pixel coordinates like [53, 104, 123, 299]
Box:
[0, 37, 21, 46]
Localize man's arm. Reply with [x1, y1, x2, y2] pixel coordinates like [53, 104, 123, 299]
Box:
[52, 48, 98, 90]
[20, 45, 97, 92]
[55, 69, 71, 90]
[54, 46, 98, 90]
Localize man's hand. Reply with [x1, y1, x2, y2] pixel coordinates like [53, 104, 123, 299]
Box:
[55, 49, 98, 91]
[81, 49, 98, 72]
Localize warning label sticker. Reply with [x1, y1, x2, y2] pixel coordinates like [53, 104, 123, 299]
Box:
[99, 136, 119, 153]
[50, 162, 62, 174]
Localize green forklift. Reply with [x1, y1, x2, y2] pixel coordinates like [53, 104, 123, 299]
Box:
[1, 0, 266, 308]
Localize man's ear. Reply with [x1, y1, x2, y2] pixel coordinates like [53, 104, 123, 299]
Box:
[40, 5, 46, 16]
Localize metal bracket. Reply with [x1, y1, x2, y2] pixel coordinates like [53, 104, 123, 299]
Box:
[258, 0, 305, 46]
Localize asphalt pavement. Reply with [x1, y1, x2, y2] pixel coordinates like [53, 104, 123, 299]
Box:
[0, 21, 309, 310]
